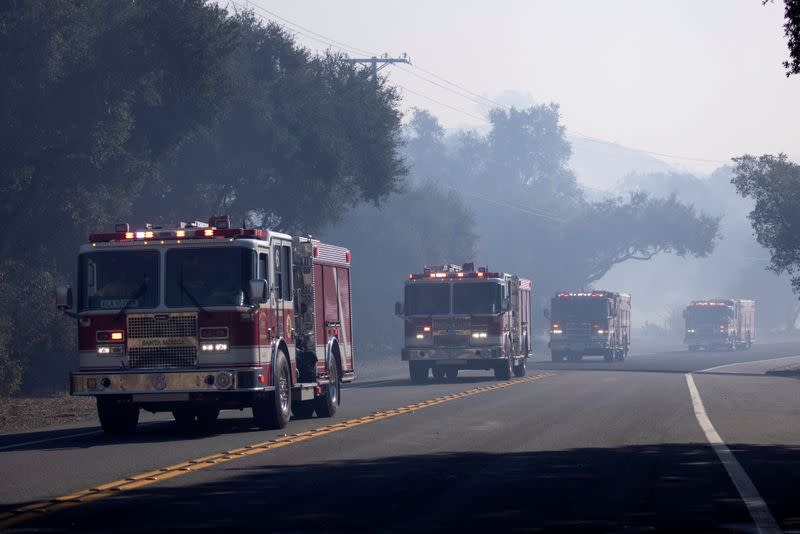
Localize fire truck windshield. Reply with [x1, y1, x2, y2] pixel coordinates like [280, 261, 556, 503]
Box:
[687, 306, 731, 322]
[552, 298, 609, 321]
[166, 248, 254, 307]
[79, 251, 159, 311]
[404, 283, 450, 315]
[453, 282, 502, 315]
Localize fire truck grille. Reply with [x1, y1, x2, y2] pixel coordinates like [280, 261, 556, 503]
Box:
[127, 313, 198, 339]
[432, 317, 471, 331]
[127, 313, 198, 369]
[129, 346, 198, 369]
[566, 323, 591, 341]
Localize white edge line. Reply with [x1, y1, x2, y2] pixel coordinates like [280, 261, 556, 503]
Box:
[0, 429, 102, 452]
[685, 373, 782, 533]
[697, 354, 800, 374]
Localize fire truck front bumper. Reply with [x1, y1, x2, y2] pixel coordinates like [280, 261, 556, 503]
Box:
[549, 339, 610, 354]
[70, 368, 270, 396]
[401, 346, 504, 361]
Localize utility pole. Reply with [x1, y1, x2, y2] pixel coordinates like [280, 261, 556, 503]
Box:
[345, 53, 411, 79]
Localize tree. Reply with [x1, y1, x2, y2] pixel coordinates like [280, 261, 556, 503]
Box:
[769, 0, 800, 76]
[137, 13, 406, 234]
[732, 154, 800, 294]
[563, 193, 719, 285]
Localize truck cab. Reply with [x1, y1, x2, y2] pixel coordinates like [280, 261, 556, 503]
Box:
[684, 299, 754, 352]
[55, 216, 354, 435]
[548, 291, 631, 362]
[397, 264, 532, 383]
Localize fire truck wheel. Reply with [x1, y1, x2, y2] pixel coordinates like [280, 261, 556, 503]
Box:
[409, 362, 429, 384]
[97, 397, 139, 436]
[551, 351, 564, 363]
[444, 368, 458, 380]
[603, 350, 614, 362]
[291, 400, 315, 419]
[432, 366, 446, 382]
[314, 355, 339, 418]
[494, 358, 512, 380]
[512, 357, 526, 377]
[688, 345, 698, 352]
[172, 408, 196, 431]
[253, 352, 291, 430]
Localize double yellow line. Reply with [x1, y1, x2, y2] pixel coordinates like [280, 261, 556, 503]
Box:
[0, 372, 553, 528]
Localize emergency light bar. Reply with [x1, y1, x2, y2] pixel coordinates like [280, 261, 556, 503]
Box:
[408, 271, 500, 280]
[690, 300, 732, 307]
[89, 215, 266, 243]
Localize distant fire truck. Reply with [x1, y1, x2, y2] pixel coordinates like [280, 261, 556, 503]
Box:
[684, 299, 755, 352]
[56, 215, 354, 435]
[396, 264, 532, 383]
[547, 291, 631, 362]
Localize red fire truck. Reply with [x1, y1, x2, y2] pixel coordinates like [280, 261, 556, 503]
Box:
[547, 291, 631, 362]
[55, 215, 354, 435]
[684, 299, 755, 351]
[396, 264, 532, 383]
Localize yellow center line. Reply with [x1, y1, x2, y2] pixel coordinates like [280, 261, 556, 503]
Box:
[0, 372, 553, 528]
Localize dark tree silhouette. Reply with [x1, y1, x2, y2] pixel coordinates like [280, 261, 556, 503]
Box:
[732, 154, 800, 294]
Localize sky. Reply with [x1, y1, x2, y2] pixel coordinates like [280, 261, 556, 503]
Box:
[229, 0, 799, 178]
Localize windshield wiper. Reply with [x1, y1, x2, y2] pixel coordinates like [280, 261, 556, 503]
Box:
[115, 280, 148, 321]
[180, 282, 212, 318]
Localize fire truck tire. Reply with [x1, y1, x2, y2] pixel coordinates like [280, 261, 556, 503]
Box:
[688, 345, 698, 352]
[253, 352, 291, 430]
[494, 358, 512, 380]
[445, 368, 459, 380]
[291, 400, 315, 419]
[551, 351, 564, 362]
[432, 366, 446, 382]
[512, 357, 526, 377]
[603, 350, 614, 362]
[97, 397, 139, 435]
[314, 354, 339, 418]
[409, 362, 429, 384]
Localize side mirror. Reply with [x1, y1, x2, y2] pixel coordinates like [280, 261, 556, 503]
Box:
[55, 284, 73, 310]
[501, 299, 511, 312]
[394, 301, 403, 317]
[543, 308, 550, 320]
[247, 278, 269, 306]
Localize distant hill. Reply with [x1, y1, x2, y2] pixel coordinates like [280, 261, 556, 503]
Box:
[568, 136, 676, 191]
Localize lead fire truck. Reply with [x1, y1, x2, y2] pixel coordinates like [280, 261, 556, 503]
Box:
[56, 215, 354, 435]
[547, 291, 631, 362]
[684, 299, 755, 352]
[396, 264, 532, 383]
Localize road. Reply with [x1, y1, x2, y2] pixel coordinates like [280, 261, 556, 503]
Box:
[1, 340, 800, 532]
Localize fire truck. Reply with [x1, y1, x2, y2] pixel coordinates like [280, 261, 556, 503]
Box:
[55, 215, 354, 435]
[547, 291, 631, 362]
[684, 299, 755, 351]
[396, 264, 532, 383]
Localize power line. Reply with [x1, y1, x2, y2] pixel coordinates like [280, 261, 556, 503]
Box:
[232, 2, 730, 167]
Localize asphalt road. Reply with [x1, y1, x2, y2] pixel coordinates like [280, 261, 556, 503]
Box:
[2, 340, 800, 532]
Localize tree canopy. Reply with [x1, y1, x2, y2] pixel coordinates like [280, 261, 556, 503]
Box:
[0, 1, 406, 392]
[732, 154, 800, 293]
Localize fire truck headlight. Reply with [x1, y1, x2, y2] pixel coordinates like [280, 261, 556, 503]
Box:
[596, 329, 606, 334]
[471, 332, 488, 339]
[97, 346, 111, 355]
[201, 343, 229, 352]
[97, 345, 123, 355]
[214, 343, 229, 351]
[687, 329, 695, 333]
[416, 334, 424, 339]
[551, 329, 563, 335]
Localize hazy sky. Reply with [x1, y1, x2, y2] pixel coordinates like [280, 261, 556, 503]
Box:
[235, 1, 798, 174]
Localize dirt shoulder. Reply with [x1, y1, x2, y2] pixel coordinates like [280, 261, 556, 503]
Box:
[0, 393, 96, 434]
